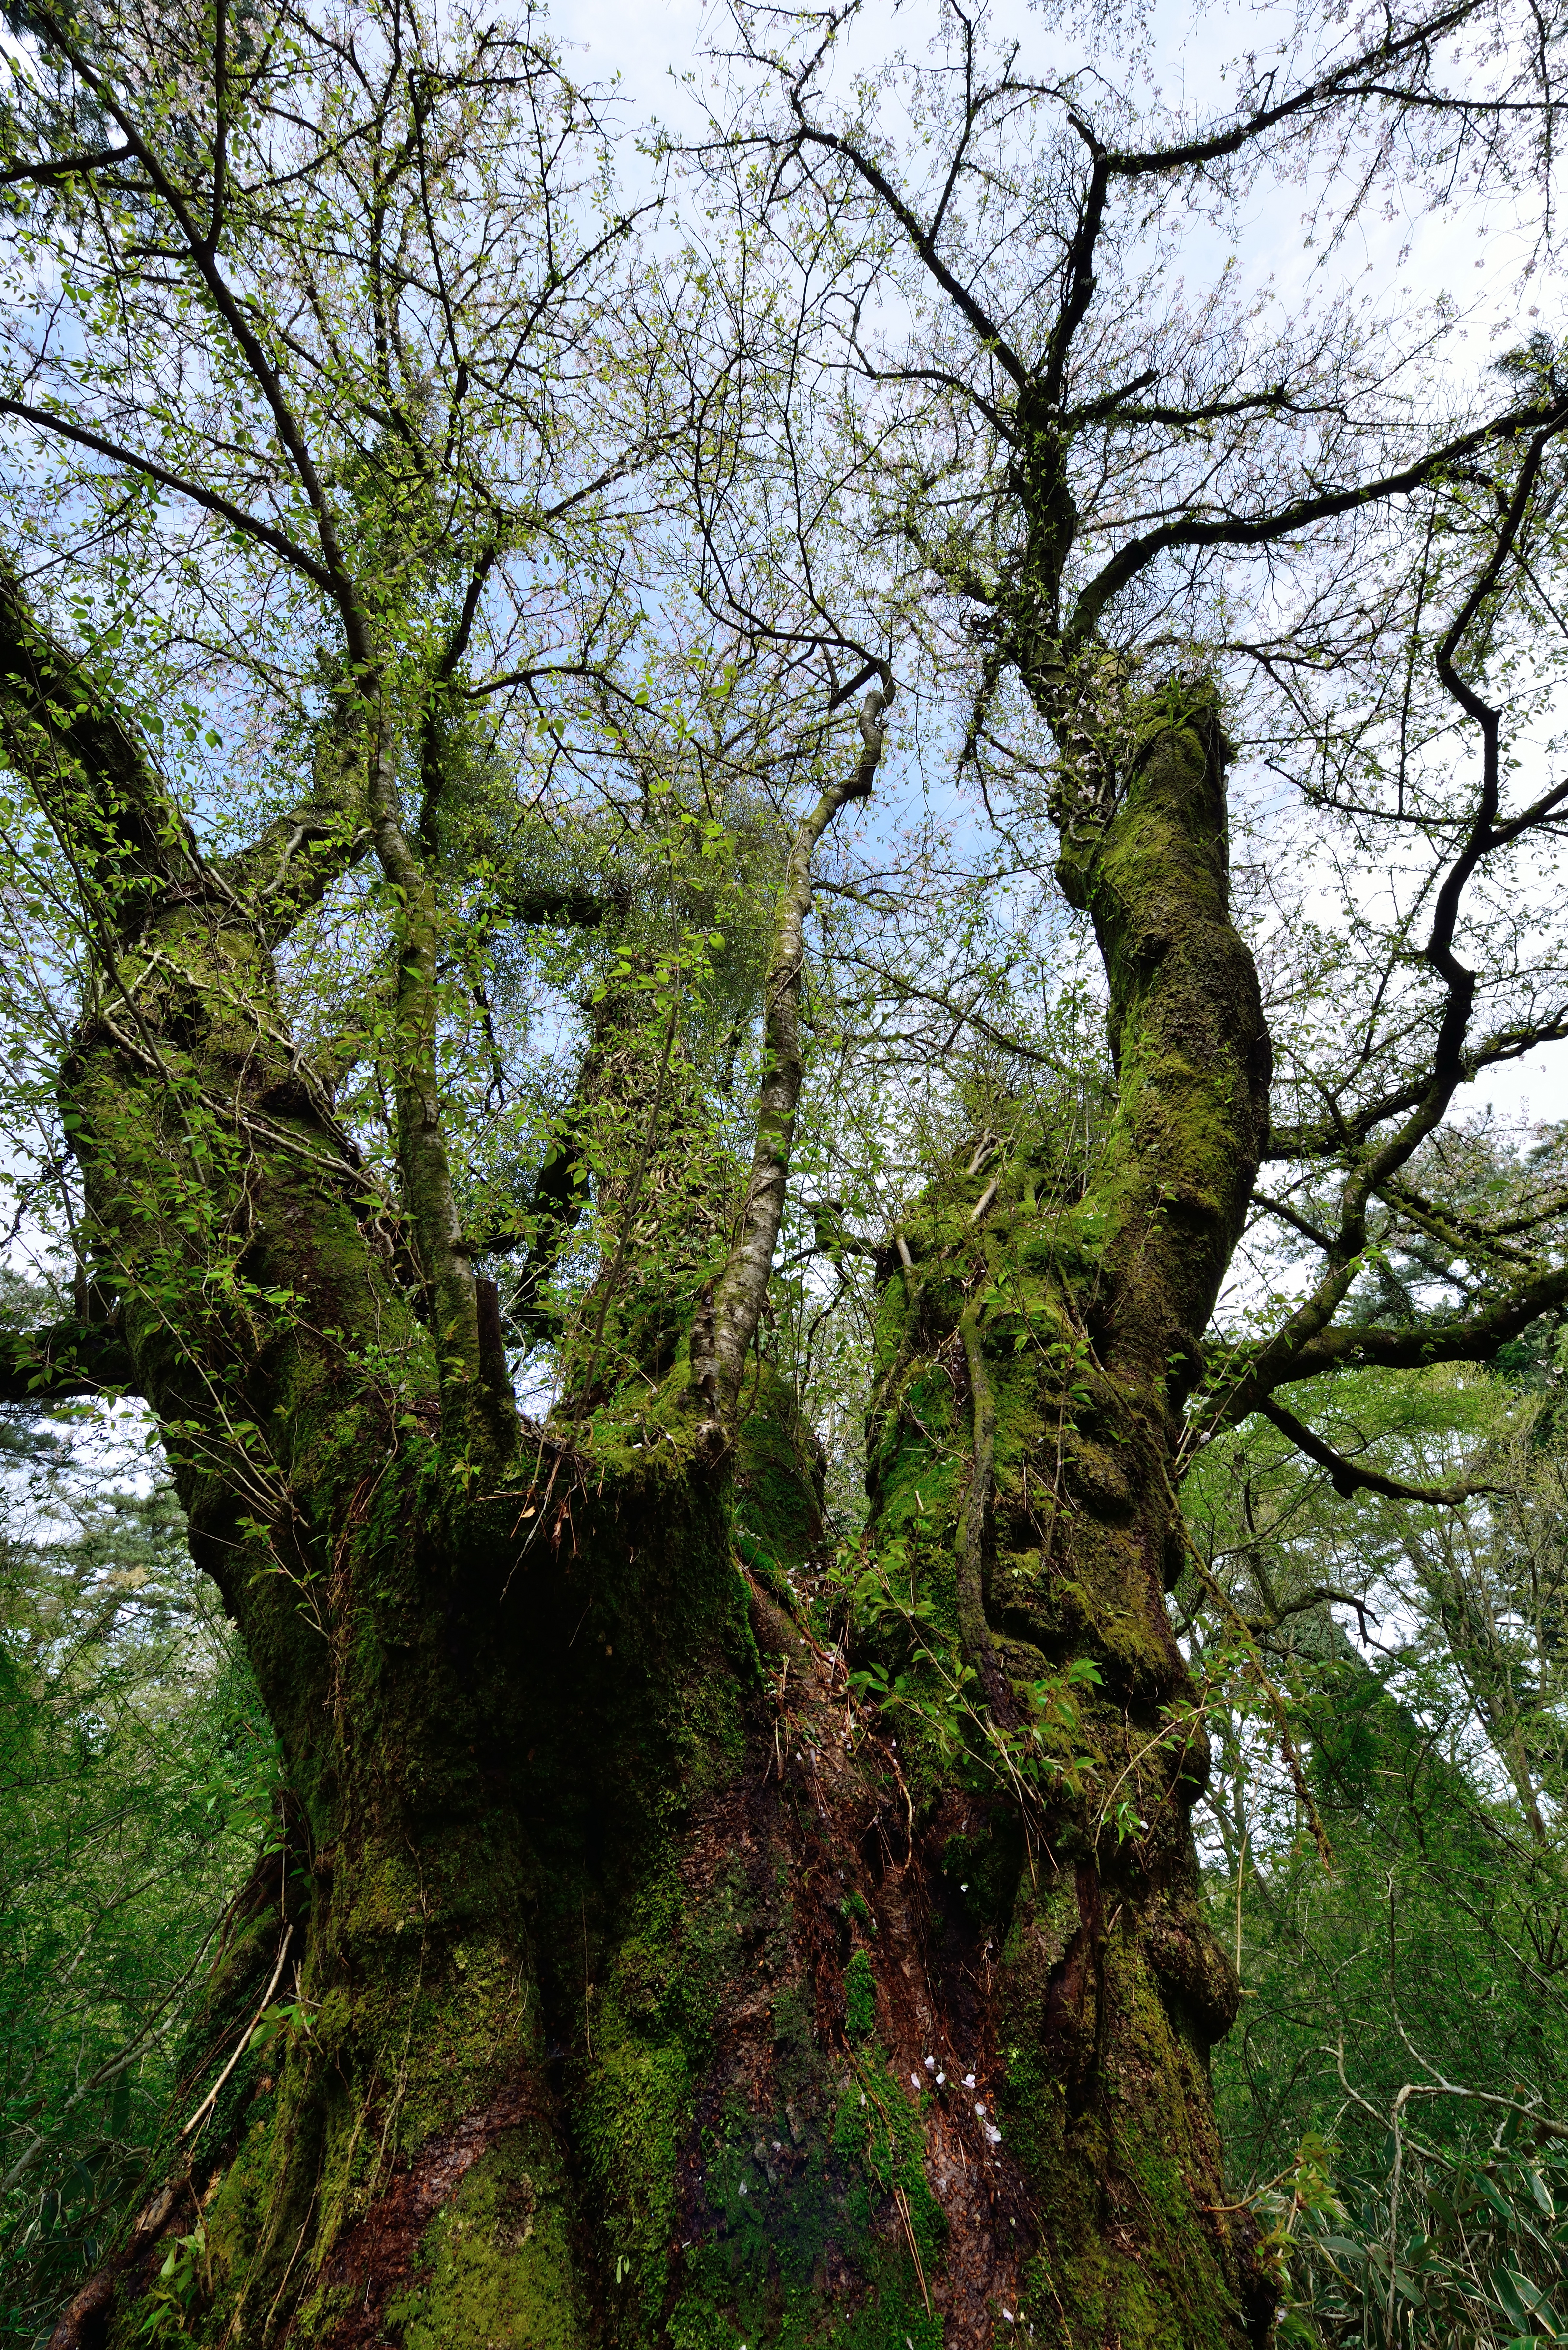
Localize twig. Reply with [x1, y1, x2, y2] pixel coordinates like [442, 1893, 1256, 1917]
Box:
[893, 2183, 932, 2315]
[181, 1923, 293, 2139]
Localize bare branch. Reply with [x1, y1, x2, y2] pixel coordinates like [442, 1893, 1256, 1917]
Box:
[1256, 1394, 1502, 1505]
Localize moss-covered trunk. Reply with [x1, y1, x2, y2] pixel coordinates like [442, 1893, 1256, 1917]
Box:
[44, 690, 1274, 2350]
[37, 858, 772, 2350]
[843, 686, 1275, 2348]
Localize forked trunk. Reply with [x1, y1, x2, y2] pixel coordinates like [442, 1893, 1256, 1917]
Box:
[44, 691, 1274, 2350]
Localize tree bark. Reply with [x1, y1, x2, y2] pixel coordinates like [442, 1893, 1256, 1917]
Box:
[36, 674, 1274, 2350]
[852, 681, 1276, 2346]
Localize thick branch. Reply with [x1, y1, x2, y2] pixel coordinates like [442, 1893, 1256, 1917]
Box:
[783, 119, 1029, 388]
[1098, 0, 1486, 179]
[1225, 431, 1566, 1405]
[508, 884, 621, 929]
[1038, 137, 1108, 413]
[1066, 396, 1568, 650]
[1219, 1257, 1568, 1419]
[1243, 1584, 1380, 1641]
[690, 675, 892, 1434]
[216, 808, 374, 942]
[20, 15, 370, 654]
[216, 677, 377, 942]
[0, 142, 133, 184]
[1059, 688, 1271, 1402]
[0, 566, 204, 929]
[366, 741, 511, 1455]
[1267, 1004, 1568, 1158]
[475, 1131, 588, 1338]
[0, 398, 337, 593]
[1256, 1394, 1500, 1505]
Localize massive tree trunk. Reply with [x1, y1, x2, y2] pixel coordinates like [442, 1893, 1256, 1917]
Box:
[20, 596, 1274, 2349]
[850, 683, 1275, 2346]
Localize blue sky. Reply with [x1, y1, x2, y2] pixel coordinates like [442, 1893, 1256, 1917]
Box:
[549, 0, 1568, 1126]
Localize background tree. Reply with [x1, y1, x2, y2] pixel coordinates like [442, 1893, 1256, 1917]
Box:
[0, 1441, 271, 2349]
[1175, 1319, 1568, 2346]
[0, 2, 1567, 2349]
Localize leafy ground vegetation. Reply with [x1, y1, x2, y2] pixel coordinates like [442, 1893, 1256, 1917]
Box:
[0, 1337, 274, 2345]
[1, 0, 1568, 2345]
[1186, 1318, 1568, 2344]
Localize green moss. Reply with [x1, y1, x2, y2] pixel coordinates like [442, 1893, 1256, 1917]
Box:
[838, 1891, 872, 1936]
[830, 2066, 944, 2278]
[843, 1950, 877, 2042]
[72, 746, 1267, 2350]
[733, 1366, 824, 1590]
[668, 2238, 941, 2350]
[836, 690, 1271, 2349]
[381, 2129, 585, 2350]
[997, 1897, 1252, 2350]
[663, 2065, 944, 2350]
[579, 1864, 738, 2337]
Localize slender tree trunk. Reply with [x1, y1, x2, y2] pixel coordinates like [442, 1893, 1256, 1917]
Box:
[41, 685, 1275, 2350]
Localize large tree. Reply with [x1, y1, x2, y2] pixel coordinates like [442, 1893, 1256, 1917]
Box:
[2, 1, 1567, 2347]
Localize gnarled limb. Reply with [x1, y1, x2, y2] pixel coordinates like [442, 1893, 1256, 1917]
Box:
[1219, 1257, 1568, 1422]
[1255, 1395, 1503, 1506]
[216, 676, 376, 943]
[0, 570, 377, 952]
[0, 568, 202, 930]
